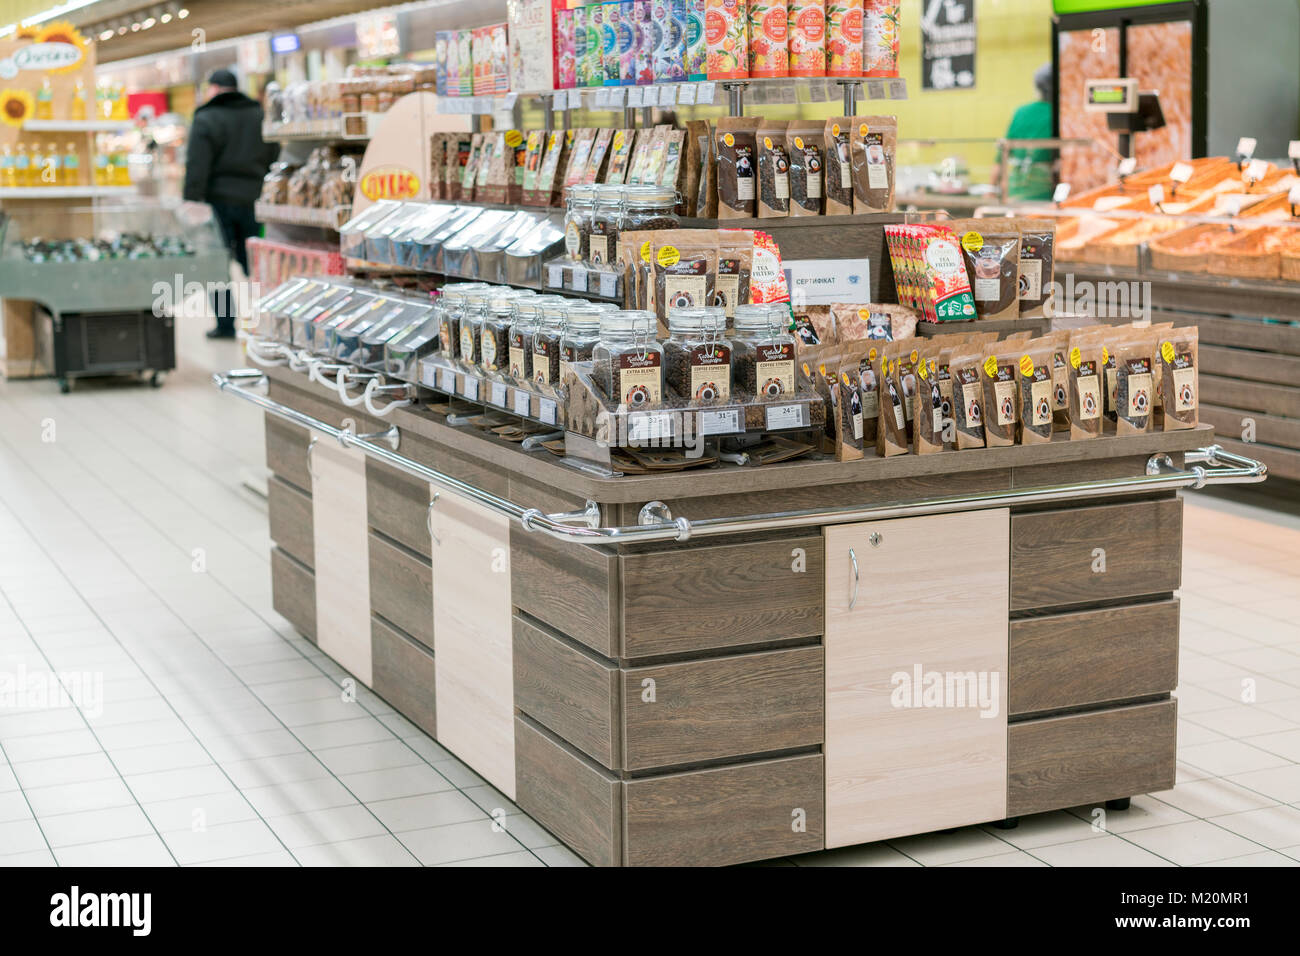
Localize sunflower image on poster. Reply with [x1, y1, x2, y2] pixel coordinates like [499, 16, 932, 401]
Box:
[1, 89, 35, 127]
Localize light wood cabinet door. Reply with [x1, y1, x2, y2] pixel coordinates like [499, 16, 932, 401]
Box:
[311, 439, 373, 686]
[823, 510, 1010, 848]
[431, 485, 516, 799]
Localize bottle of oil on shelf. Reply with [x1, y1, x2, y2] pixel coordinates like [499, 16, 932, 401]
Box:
[14, 143, 31, 187]
[41, 142, 61, 185]
[62, 142, 80, 186]
[111, 84, 129, 121]
[93, 149, 109, 186]
[0, 145, 16, 188]
[97, 84, 111, 120]
[36, 78, 54, 120]
[111, 151, 130, 186]
[70, 81, 88, 121]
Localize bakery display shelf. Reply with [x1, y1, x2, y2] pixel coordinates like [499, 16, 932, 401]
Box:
[255, 201, 353, 231]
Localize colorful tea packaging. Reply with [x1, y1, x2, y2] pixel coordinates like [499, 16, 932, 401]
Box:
[685, 0, 709, 79]
[864, 0, 899, 77]
[653, 0, 688, 81]
[826, 0, 863, 77]
[788, 0, 826, 77]
[633, 0, 656, 83]
[603, 2, 622, 84]
[456, 29, 474, 96]
[508, 0, 560, 92]
[706, 0, 749, 79]
[555, 7, 577, 88]
[617, 1, 638, 83]
[435, 31, 451, 95]
[748, 0, 790, 77]
[586, 3, 606, 87]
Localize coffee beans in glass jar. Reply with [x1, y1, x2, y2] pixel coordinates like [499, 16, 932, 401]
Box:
[563, 184, 596, 262]
[532, 299, 568, 393]
[560, 304, 603, 385]
[732, 305, 796, 399]
[665, 307, 732, 405]
[594, 310, 663, 407]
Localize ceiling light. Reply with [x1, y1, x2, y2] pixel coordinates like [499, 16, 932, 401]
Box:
[178, 8, 189, 19]
[130, 21, 141, 31]
[160, 13, 172, 23]
[99, 29, 113, 41]
[117, 25, 127, 34]
[142, 17, 156, 28]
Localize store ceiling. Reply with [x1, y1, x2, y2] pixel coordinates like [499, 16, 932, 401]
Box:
[76, 0, 385, 63]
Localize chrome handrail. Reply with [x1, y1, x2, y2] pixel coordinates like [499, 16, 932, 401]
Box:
[214, 368, 1268, 546]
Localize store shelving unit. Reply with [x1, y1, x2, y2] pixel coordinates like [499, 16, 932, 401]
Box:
[0, 186, 135, 199]
[21, 120, 135, 134]
[255, 201, 353, 231]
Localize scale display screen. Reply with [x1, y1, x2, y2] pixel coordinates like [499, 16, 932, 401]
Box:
[1084, 78, 1138, 113]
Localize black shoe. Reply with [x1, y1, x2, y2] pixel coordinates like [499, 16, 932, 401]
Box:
[206, 328, 237, 339]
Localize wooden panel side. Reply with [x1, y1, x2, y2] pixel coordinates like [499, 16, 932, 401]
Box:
[510, 525, 618, 659]
[1008, 699, 1178, 817]
[268, 475, 314, 568]
[368, 532, 434, 654]
[271, 547, 316, 642]
[311, 442, 373, 686]
[371, 615, 436, 738]
[265, 414, 311, 490]
[1010, 600, 1180, 716]
[620, 534, 824, 659]
[366, 459, 432, 559]
[621, 646, 824, 771]
[622, 754, 825, 867]
[514, 716, 622, 867]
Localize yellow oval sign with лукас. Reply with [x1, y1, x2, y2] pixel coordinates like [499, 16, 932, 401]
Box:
[360, 166, 421, 201]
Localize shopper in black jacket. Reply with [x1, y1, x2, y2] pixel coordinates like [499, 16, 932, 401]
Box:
[183, 69, 278, 338]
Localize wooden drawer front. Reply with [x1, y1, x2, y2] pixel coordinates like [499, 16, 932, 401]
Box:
[371, 616, 436, 738]
[1010, 600, 1179, 716]
[271, 547, 315, 641]
[513, 616, 619, 769]
[366, 459, 431, 559]
[622, 646, 824, 771]
[265, 414, 312, 490]
[268, 476, 313, 568]
[1010, 499, 1182, 611]
[511, 526, 619, 659]
[623, 753, 825, 866]
[368, 532, 433, 653]
[1008, 698, 1177, 817]
[312, 440, 373, 687]
[620, 534, 824, 659]
[515, 717, 621, 867]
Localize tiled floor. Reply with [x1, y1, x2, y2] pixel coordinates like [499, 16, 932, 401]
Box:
[2, 319, 1300, 866]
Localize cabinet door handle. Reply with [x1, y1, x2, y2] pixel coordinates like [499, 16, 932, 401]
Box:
[848, 547, 859, 611]
[427, 493, 440, 546]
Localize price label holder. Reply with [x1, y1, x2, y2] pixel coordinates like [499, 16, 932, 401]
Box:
[627, 86, 644, 107]
[659, 85, 677, 106]
[765, 402, 810, 431]
[700, 407, 741, 436]
[1148, 183, 1165, 211]
[439, 367, 457, 393]
[677, 83, 697, 105]
[597, 270, 619, 298]
[1117, 156, 1137, 179]
[547, 263, 564, 288]
[503, 92, 518, 110]
[1290, 140, 1300, 173]
[1289, 183, 1300, 216]
[627, 411, 675, 443]
[697, 81, 716, 105]
[569, 88, 585, 110]
[1169, 162, 1194, 192]
[1245, 158, 1269, 186]
[866, 79, 886, 99]
[806, 78, 827, 102]
[459, 375, 480, 402]
[539, 398, 558, 426]
[513, 389, 532, 417]
[1222, 194, 1244, 218]
[490, 382, 508, 407]
[608, 87, 626, 108]
[888, 79, 907, 99]
[1053, 182, 1071, 205]
[421, 363, 439, 389]
[551, 93, 567, 113]
[569, 265, 588, 293]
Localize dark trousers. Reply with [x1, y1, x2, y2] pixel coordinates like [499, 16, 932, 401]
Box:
[210, 201, 258, 332]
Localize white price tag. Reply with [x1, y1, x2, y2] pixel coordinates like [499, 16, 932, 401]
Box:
[1053, 182, 1071, 204]
[598, 270, 619, 298]
[778, 83, 796, 104]
[700, 408, 741, 435]
[1245, 159, 1269, 183]
[628, 412, 673, 442]
[513, 389, 532, 416]
[539, 398, 558, 426]
[1289, 183, 1300, 207]
[552, 93, 567, 112]
[439, 367, 456, 392]
[765, 403, 808, 430]
[888, 79, 907, 99]
[593, 88, 608, 107]
[697, 81, 716, 104]
[569, 88, 584, 109]
[1170, 162, 1194, 184]
[659, 84, 677, 106]
[1117, 157, 1137, 177]
[1290, 140, 1300, 160]
[807, 79, 827, 102]
[547, 263, 564, 288]
[866, 80, 886, 99]
[1236, 136, 1257, 160]
[608, 87, 626, 107]
[1223, 195, 1244, 217]
[569, 265, 588, 293]
[627, 86, 644, 106]
[677, 83, 697, 105]
[460, 376, 479, 402]
[503, 92, 518, 110]
[491, 382, 508, 407]
[1148, 184, 1165, 207]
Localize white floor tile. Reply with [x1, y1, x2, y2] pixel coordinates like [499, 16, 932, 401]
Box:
[38, 804, 155, 848]
[1124, 819, 1265, 866]
[162, 819, 285, 865]
[265, 804, 387, 849]
[54, 833, 176, 867]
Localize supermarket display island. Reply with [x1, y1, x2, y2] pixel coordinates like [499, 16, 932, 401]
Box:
[216, 359, 1263, 867]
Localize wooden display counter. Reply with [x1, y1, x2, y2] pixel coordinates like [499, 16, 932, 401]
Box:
[228, 361, 1254, 867]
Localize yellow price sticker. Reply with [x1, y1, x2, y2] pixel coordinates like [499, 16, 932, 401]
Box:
[983, 356, 998, 378]
[794, 136, 805, 149]
[763, 136, 773, 150]
[1069, 346, 1082, 370]
[961, 231, 984, 253]
[504, 130, 523, 148]
[909, 348, 919, 365]
[656, 245, 680, 268]
[723, 132, 735, 148]
[1160, 340, 1175, 363]
[640, 240, 652, 263]
[1019, 354, 1035, 378]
